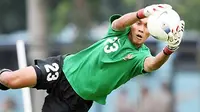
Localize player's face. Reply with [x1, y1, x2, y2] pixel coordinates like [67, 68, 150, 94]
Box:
[129, 18, 150, 47]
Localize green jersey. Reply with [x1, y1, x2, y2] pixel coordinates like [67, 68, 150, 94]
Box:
[62, 14, 152, 104]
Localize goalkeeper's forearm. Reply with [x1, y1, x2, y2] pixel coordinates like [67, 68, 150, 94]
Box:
[112, 12, 139, 31]
[144, 50, 170, 72]
[153, 51, 170, 69]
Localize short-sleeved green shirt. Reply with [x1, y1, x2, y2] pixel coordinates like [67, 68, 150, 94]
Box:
[62, 14, 152, 104]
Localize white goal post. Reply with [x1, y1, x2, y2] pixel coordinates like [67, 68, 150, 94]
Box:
[16, 40, 33, 112]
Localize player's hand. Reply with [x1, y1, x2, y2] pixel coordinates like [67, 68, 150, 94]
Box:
[163, 20, 185, 55]
[167, 20, 185, 49]
[137, 4, 172, 19]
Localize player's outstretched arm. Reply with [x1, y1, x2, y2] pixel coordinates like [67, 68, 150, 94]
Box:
[112, 4, 172, 31]
[144, 20, 185, 72]
[0, 66, 37, 90]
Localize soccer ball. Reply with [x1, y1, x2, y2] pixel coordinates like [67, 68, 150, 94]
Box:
[147, 9, 180, 41]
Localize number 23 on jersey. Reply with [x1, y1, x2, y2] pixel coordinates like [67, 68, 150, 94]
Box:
[104, 37, 120, 53]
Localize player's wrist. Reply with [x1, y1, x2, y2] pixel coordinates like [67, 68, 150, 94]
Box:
[163, 46, 178, 55]
[136, 8, 145, 19]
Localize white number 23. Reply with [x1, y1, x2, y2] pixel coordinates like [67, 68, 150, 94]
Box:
[104, 37, 119, 53]
[44, 63, 59, 81]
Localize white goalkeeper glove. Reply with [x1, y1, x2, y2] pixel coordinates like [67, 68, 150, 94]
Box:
[137, 4, 172, 19]
[163, 20, 185, 55]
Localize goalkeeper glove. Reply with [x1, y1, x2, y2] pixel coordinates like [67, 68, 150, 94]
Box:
[0, 69, 12, 90]
[137, 4, 172, 19]
[163, 20, 185, 55]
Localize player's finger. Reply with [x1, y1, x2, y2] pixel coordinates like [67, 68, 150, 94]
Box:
[176, 20, 185, 39]
[179, 20, 185, 31]
[157, 4, 172, 10]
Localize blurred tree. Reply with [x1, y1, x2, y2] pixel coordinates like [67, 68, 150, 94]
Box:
[0, 0, 26, 34]
[1, 0, 199, 36]
[50, 0, 101, 44]
[169, 0, 200, 31]
[50, 0, 71, 33]
[0, 0, 60, 34]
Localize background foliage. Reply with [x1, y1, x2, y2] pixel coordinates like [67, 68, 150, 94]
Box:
[0, 0, 199, 34]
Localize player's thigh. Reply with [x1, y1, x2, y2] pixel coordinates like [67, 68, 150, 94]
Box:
[33, 55, 64, 90]
[42, 94, 71, 112]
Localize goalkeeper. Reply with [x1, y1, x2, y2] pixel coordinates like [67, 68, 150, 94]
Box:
[0, 4, 185, 112]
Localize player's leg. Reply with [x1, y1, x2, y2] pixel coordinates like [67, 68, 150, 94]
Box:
[41, 70, 93, 112]
[32, 55, 73, 112]
[42, 94, 71, 112]
[0, 66, 37, 90]
[35, 55, 93, 112]
[42, 94, 93, 112]
[0, 54, 93, 112]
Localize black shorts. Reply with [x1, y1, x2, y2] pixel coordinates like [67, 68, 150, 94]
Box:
[32, 55, 93, 112]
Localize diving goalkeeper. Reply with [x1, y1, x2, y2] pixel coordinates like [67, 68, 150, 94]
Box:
[0, 4, 185, 112]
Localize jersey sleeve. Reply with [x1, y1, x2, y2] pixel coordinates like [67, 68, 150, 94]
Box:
[104, 14, 130, 38]
[135, 49, 152, 75]
[33, 55, 64, 89]
[140, 52, 152, 74]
